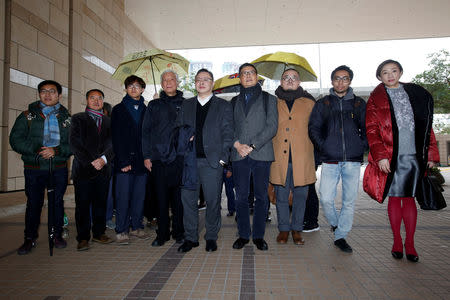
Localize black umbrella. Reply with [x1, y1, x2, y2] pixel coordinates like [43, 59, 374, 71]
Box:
[47, 157, 55, 256]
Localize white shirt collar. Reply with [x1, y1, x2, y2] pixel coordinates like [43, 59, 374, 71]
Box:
[197, 93, 213, 106]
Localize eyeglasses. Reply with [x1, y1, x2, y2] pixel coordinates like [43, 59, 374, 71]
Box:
[39, 89, 57, 95]
[240, 70, 256, 76]
[281, 75, 300, 82]
[195, 78, 212, 83]
[127, 84, 142, 89]
[333, 76, 350, 83]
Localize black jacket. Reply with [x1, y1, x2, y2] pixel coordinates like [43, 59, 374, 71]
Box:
[308, 88, 368, 163]
[142, 90, 184, 163]
[111, 99, 147, 174]
[70, 112, 113, 181]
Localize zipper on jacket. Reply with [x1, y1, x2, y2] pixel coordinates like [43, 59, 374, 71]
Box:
[339, 99, 346, 161]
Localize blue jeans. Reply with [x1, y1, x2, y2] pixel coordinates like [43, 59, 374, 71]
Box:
[233, 157, 270, 240]
[24, 168, 68, 240]
[319, 162, 361, 241]
[114, 173, 147, 234]
[223, 168, 235, 213]
[275, 163, 308, 232]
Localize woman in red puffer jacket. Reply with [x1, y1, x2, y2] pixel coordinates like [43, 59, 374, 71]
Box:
[363, 59, 439, 263]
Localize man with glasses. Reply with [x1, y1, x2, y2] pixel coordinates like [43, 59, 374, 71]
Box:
[111, 75, 149, 245]
[10, 80, 72, 255]
[142, 70, 185, 246]
[177, 69, 233, 253]
[270, 69, 316, 246]
[308, 65, 368, 253]
[231, 63, 278, 251]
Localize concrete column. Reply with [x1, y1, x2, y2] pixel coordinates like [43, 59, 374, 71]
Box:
[1, 0, 11, 191]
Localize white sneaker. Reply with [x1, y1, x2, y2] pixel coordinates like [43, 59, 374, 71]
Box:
[116, 233, 130, 245]
[130, 229, 151, 240]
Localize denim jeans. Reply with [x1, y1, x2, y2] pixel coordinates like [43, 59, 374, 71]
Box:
[319, 162, 361, 241]
[233, 157, 270, 240]
[114, 172, 147, 234]
[275, 163, 308, 232]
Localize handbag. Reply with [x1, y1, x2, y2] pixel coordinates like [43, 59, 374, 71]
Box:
[416, 172, 447, 210]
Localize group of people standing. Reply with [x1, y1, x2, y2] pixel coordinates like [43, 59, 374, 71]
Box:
[10, 59, 439, 263]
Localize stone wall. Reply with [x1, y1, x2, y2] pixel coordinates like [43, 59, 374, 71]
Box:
[1, 0, 154, 191]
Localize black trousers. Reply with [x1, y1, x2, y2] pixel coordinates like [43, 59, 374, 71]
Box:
[303, 182, 319, 226]
[74, 175, 109, 242]
[153, 158, 184, 241]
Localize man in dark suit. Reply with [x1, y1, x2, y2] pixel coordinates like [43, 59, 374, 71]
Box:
[231, 63, 278, 251]
[70, 89, 114, 251]
[177, 69, 233, 253]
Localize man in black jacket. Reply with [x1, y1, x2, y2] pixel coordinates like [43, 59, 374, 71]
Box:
[70, 89, 114, 251]
[308, 65, 368, 253]
[142, 70, 185, 246]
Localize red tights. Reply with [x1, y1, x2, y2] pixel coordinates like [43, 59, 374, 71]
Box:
[387, 197, 418, 255]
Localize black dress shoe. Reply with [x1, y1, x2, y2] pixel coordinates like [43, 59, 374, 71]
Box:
[391, 251, 403, 259]
[232, 238, 249, 249]
[205, 240, 217, 252]
[406, 254, 419, 262]
[226, 211, 235, 217]
[334, 238, 353, 253]
[253, 238, 268, 251]
[17, 239, 36, 255]
[178, 240, 199, 253]
[152, 236, 169, 247]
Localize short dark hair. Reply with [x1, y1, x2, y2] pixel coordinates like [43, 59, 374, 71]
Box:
[124, 75, 146, 89]
[38, 80, 62, 95]
[376, 59, 403, 78]
[85, 89, 104, 99]
[331, 65, 353, 81]
[103, 102, 112, 116]
[239, 63, 257, 75]
[195, 68, 214, 82]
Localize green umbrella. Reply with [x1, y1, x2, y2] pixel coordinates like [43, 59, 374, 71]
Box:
[112, 49, 190, 90]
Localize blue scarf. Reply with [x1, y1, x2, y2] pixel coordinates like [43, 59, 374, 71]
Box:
[40, 102, 61, 147]
[122, 94, 145, 124]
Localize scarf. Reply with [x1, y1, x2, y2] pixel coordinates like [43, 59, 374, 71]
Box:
[122, 94, 145, 124]
[239, 83, 262, 105]
[85, 107, 103, 132]
[40, 102, 61, 147]
[275, 86, 315, 111]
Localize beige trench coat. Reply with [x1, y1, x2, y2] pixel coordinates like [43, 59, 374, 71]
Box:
[269, 97, 316, 187]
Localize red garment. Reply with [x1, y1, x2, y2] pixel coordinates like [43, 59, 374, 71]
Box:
[363, 83, 439, 203]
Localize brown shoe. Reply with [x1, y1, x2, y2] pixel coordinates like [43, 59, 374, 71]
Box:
[92, 234, 114, 244]
[276, 231, 289, 244]
[77, 240, 90, 251]
[292, 230, 305, 245]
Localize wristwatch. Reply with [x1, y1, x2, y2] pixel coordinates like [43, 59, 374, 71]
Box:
[249, 144, 256, 150]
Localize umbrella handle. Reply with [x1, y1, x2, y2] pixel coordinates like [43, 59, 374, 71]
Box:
[149, 57, 157, 94]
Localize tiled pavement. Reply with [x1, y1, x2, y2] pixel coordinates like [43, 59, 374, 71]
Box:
[0, 166, 449, 300]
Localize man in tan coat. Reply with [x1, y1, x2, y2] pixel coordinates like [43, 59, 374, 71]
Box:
[270, 68, 316, 245]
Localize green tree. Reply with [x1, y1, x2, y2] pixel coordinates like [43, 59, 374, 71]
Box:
[179, 72, 197, 96]
[412, 49, 450, 113]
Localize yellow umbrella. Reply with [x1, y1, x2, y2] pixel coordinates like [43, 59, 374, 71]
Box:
[251, 51, 317, 82]
[112, 49, 190, 90]
[213, 73, 265, 94]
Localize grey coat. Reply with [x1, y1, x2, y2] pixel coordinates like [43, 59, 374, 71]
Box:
[177, 95, 234, 168]
[231, 91, 278, 162]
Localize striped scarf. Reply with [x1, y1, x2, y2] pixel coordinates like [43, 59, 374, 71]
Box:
[85, 107, 103, 132]
[40, 102, 61, 147]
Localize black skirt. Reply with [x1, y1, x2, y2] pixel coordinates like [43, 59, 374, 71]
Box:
[388, 154, 420, 197]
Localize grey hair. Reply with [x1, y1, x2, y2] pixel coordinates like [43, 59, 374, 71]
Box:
[160, 69, 180, 83]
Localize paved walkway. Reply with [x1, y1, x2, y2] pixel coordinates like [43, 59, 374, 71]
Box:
[0, 167, 449, 299]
